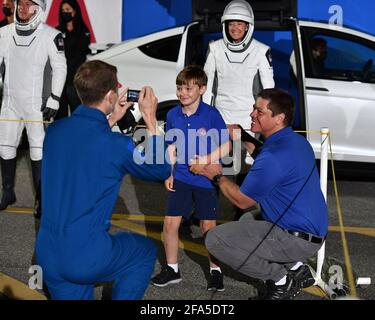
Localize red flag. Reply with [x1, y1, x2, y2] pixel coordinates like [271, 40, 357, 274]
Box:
[0, 3, 5, 21]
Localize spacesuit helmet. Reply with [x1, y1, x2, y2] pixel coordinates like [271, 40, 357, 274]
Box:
[15, 0, 46, 32]
[221, 0, 254, 52]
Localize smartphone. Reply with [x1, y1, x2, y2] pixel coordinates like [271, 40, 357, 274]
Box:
[239, 126, 253, 142]
[237, 125, 263, 158]
[238, 126, 260, 144]
[127, 89, 140, 102]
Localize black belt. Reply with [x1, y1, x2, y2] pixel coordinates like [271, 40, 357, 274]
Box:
[285, 230, 325, 244]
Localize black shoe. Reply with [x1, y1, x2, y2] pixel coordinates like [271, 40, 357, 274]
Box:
[0, 190, 16, 211]
[33, 196, 41, 219]
[151, 266, 182, 287]
[33, 183, 42, 219]
[289, 264, 315, 289]
[0, 157, 17, 211]
[207, 270, 225, 292]
[263, 275, 301, 300]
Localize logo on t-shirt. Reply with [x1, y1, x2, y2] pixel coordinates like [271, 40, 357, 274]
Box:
[197, 128, 207, 136]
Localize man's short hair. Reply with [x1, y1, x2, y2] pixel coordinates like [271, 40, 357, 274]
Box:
[74, 60, 118, 106]
[176, 65, 207, 87]
[257, 88, 295, 126]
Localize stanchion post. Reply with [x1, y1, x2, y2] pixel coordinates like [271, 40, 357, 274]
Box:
[314, 127, 332, 296]
[320, 127, 329, 201]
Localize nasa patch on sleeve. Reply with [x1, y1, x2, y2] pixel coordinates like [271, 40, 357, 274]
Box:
[265, 49, 273, 67]
[54, 33, 65, 52]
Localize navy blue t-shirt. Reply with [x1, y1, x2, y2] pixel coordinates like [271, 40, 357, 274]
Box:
[165, 101, 229, 189]
[240, 127, 328, 237]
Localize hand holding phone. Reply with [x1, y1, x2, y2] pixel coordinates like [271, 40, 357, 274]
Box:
[127, 89, 140, 102]
[238, 125, 263, 159]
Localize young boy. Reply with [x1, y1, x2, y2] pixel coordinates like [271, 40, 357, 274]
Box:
[151, 65, 231, 291]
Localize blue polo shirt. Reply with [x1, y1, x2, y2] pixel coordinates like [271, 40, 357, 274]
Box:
[240, 127, 328, 237]
[165, 101, 229, 189]
[40, 105, 170, 231]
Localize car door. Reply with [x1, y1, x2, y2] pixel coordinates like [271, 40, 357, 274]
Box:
[298, 21, 375, 163]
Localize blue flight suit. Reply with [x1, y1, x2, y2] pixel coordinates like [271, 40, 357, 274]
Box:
[35, 105, 170, 300]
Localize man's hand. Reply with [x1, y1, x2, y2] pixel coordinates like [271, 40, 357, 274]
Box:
[138, 86, 159, 135]
[190, 163, 207, 175]
[41, 97, 59, 121]
[164, 175, 175, 192]
[198, 163, 223, 180]
[41, 107, 57, 121]
[189, 155, 209, 175]
[108, 89, 133, 127]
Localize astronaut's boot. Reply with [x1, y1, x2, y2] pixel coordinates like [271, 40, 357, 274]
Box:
[0, 157, 17, 211]
[31, 160, 42, 219]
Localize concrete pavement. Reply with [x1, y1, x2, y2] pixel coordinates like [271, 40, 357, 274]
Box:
[0, 150, 374, 300]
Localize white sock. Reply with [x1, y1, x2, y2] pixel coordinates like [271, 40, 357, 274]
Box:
[290, 261, 303, 271]
[168, 263, 178, 273]
[275, 275, 287, 286]
[210, 267, 222, 274]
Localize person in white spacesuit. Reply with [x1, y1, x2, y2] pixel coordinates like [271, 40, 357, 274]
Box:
[0, 0, 67, 211]
[202, 0, 274, 220]
[203, 0, 274, 130]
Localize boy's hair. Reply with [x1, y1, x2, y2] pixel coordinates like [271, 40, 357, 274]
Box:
[176, 65, 208, 87]
[74, 60, 118, 106]
[257, 88, 295, 126]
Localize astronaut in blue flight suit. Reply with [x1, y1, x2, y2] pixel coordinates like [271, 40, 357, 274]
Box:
[35, 60, 170, 300]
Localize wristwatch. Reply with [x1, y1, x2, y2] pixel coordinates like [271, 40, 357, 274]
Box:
[212, 174, 223, 185]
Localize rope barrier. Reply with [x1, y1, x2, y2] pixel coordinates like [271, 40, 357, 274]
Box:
[0, 118, 51, 148]
[328, 133, 357, 297]
[295, 130, 323, 134]
[0, 118, 52, 124]
[294, 129, 357, 298]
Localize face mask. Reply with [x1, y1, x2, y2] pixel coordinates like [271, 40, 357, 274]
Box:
[61, 12, 74, 23]
[2, 6, 13, 17]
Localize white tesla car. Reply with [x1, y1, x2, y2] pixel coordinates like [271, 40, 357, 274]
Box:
[90, 0, 375, 173]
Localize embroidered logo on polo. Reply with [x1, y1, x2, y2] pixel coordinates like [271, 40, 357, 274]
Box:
[197, 128, 207, 136]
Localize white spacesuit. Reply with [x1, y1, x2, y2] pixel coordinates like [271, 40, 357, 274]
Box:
[203, 0, 274, 130]
[0, 0, 66, 211]
[203, 0, 274, 174]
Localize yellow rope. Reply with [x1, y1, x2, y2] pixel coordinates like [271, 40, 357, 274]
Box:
[328, 133, 357, 297]
[295, 130, 322, 134]
[296, 129, 357, 297]
[0, 118, 52, 124]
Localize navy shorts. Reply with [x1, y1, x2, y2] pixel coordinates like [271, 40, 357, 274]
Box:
[166, 179, 219, 220]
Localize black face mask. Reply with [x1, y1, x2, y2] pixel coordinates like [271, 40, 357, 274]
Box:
[2, 6, 13, 17]
[61, 12, 74, 23]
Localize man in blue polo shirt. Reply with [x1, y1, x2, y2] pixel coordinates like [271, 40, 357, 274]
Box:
[35, 60, 170, 300]
[199, 88, 328, 300]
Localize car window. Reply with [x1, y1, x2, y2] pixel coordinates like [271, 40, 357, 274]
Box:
[138, 34, 182, 63]
[303, 32, 375, 84]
